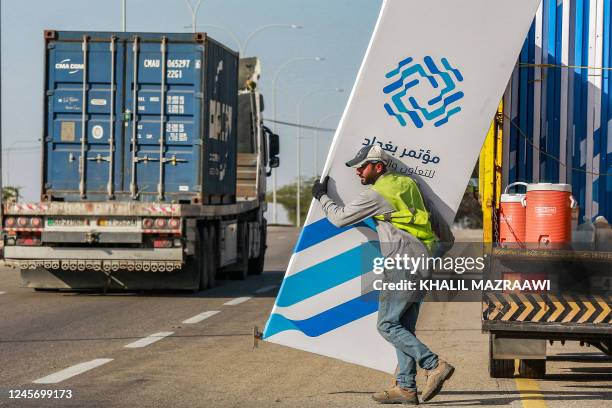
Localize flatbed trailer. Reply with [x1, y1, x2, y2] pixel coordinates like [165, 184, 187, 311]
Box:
[2, 199, 266, 290]
[479, 105, 612, 379]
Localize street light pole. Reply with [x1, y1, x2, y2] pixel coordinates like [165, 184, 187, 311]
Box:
[314, 113, 341, 177]
[184, 0, 203, 33]
[295, 88, 342, 227]
[241, 24, 302, 55]
[201, 24, 241, 50]
[121, 0, 126, 32]
[201, 24, 301, 56]
[271, 57, 324, 225]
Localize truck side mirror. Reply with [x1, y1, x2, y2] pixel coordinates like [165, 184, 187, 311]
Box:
[266, 157, 279, 177]
[263, 125, 279, 176]
[268, 132, 279, 157]
[259, 94, 265, 113]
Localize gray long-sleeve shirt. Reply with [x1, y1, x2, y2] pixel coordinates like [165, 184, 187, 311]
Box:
[319, 187, 430, 262]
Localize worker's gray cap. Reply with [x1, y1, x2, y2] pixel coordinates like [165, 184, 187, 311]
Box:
[345, 145, 391, 168]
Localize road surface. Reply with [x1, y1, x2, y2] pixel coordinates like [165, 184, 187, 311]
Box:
[0, 226, 609, 407]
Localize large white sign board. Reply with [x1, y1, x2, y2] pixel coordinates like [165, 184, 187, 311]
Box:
[264, 0, 542, 373]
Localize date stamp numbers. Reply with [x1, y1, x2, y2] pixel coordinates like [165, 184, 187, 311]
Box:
[9, 389, 73, 399]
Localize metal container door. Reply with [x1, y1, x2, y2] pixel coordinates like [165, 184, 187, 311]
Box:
[123, 37, 203, 202]
[45, 35, 125, 199]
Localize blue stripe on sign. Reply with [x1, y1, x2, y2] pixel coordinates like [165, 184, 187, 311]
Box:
[385, 57, 414, 78]
[263, 290, 379, 338]
[294, 217, 377, 253]
[383, 62, 438, 93]
[440, 58, 463, 82]
[392, 91, 424, 128]
[275, 241, 381, 308]
[385, 103, 407, 126]
[434, 107, 461, 127]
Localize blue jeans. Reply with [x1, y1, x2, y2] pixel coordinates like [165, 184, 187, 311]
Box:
[377, 281, 438, 391]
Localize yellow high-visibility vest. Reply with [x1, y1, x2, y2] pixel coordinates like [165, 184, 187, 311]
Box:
[371, 173, 437, 253]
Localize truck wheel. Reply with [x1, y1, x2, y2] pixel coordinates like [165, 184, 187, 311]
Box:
[248, 256, 265, 276]
[184, 225, 202, 292]
[207, 225, 217, 289]
[490, 358, 514, 378]
[198, 226, 209, 291]
[185, 257, 201, 292]
[233, 223, 249, 280]
[226, 222, 248, 280]
[489, 334, 514, 378]
[248, 220, 266, 276]
[518, 359, 546, 379]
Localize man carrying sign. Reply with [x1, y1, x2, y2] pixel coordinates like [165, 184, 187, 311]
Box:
[312, 144, 455, 404]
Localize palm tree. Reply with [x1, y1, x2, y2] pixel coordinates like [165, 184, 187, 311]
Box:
[2, 186, 21, 203]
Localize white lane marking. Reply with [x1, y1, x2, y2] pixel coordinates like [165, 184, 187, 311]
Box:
[254, 285, 278, 294]
[124, 331, 174, 348]
[33, 358, 113, 384]
[182, 310, 220, 324]
[0, 291, 6, 295]
[223, 297, 252, 306]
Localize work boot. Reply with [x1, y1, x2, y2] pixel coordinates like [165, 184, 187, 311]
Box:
[421, 360, 455, 402]
[372, 385, 418, 405]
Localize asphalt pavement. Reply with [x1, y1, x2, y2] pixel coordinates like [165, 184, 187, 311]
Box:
[0, 226, 609, 407]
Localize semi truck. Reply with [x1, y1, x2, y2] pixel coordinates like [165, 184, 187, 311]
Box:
[2, 31, 279, 291]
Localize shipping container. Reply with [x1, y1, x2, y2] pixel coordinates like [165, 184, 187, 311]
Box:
[502, 0, 611, 222]
[42, 30, 238, 204]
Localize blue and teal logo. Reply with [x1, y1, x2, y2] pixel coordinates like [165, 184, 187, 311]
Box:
[383, 56, 464, 128]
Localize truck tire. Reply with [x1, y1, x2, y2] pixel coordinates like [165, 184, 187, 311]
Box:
[207, 225, 217, 289]
[184, 224, 202, 292]
[518, 359, 546, 379]
[490, 358, 514, 378]
[233, 223, 249, 280]
[248, 220, 266, 276]
[248, 254, 265, 276]
[489, 334, 514, 378]
[186, 254, 202, 292]
[198, 226, 209, 291]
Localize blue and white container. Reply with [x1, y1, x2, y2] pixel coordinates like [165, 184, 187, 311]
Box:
[503, 0, 611, 222]
[42, 31, 238, 204]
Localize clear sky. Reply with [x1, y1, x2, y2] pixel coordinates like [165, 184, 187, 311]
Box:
[1, 0, 383, 204]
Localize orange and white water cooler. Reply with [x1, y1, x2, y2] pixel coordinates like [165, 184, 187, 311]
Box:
[524, 183, 576, 247]
[499, 182, 527, 246]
